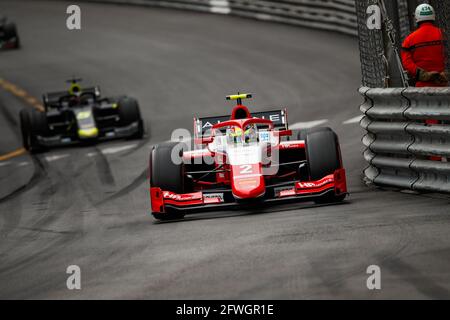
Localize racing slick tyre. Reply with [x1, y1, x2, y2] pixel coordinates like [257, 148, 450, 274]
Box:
[296, 127, 332, 141]
[4, 22, 20, 48]
[287, 127, 332, 142]
[305, 128, 345, 204]
[117, 96, 144, 139]
[19, 108, 48, 153]
[150, 142, 186, 220]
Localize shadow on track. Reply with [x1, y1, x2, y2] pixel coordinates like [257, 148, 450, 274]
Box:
[154, 200, 351, 224]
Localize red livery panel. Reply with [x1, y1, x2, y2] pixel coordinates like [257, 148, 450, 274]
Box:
[150, 168, 347, 214]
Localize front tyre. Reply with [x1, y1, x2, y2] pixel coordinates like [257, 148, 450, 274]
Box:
[19, 109, 31, 150]
[150, 142, 187, 220]
[305, 128, 345, 204]
[19, 108, 48, 153]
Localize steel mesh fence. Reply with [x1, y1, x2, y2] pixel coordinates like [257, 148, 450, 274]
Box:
[397, 0, 412, 42]
[355, 0, 386, 88]
[356, 0, 450, 87]
[429, 0, 450, 74]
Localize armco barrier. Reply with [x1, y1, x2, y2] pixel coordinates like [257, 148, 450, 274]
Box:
[360, 86, 450, 193]
[73, 0, 357, 36]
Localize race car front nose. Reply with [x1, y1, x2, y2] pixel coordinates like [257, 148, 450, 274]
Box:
[231, 165, 266, 200]
[232, 188, 266, 200]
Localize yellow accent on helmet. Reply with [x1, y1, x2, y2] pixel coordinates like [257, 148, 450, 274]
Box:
[230, 127, 243, 137]
[69, 83, 82, 96]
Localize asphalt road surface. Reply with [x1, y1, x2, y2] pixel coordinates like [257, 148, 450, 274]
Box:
[1, 0, 450, 299]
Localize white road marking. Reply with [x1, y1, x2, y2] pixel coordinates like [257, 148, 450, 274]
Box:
[255, 14, 272, 20]
[101, 144, 137, 155]
[289, 119, 329, 130]
[343, 115, 363, 124]
[17, 161, 29, 167]
[209, 0, 231, 14]
[0, 161, 10, 167]
[45, 154, 69, 162]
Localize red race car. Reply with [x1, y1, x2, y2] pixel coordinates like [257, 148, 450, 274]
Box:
[149, 93, 347, 220]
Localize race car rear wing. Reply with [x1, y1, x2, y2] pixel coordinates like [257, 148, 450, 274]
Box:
[194, 109, 288, 139]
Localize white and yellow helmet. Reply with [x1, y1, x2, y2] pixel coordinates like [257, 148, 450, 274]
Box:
[415, 3, 436, 23]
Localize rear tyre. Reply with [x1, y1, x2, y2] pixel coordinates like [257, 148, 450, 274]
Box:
[297, 127, 332, 141]
[13, 34, 20, 49]
[287, 127, 332, 141]
[19, 108, 48, 153]
[150, 142, 186, 220]
[4, 22, 20, 48]
[117, 96, 144, 139]
[305, 128, 344, 204]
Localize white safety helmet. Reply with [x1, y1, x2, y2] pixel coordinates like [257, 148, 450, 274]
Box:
[415, 3, 436, 23]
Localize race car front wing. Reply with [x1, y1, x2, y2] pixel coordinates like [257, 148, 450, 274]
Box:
[0, 38, 18, 49]
[150, 168, 347, 214]
[35, 121, 141, 147]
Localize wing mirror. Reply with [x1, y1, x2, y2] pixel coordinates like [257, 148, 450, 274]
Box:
[276, 130, 292, 137]
[195, 136, 214, 145]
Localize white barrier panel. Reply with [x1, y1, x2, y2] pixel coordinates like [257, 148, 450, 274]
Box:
[71, 0, 357, 36]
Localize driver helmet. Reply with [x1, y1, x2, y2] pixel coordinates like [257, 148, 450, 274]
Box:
[69, 83, 83, 97]
[228, 127, 243, 144]
[244, 124, 258, 143]
[228, 125, 258, 144]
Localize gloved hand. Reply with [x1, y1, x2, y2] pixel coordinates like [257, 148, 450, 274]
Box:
[417, 68, 441, 82]
[438, 72, 449, 84]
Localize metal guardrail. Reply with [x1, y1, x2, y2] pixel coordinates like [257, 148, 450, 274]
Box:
[75, 0, 357, 36]
[360, 86, 450, 193]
